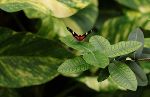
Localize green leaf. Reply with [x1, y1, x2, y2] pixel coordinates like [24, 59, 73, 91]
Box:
[140, 61, 150, 73]
[100, 16, 132, 43]
[61, 36, 109, 68]
[144, 38, 150, 48]
[78, 76, 122, 91]
[23, 2, 98, 40]
[0, 0, 91, 18]
[128, 28, 144, 58]
[60, 36, 95, 53]
[58, 0, 91, 9]
[107, 41, 142, 58]
[0, 0, 50, 14]
[83, 51, 109, 68]
[24, 9, 70, 39]
[58, 57, 91, 74]
[115, 0, 150, 13]
[89, 35, 110, 52]
[127, 61, 148, 86]
[0, 27, 74, 88]
[108, 62, 137, 91]
[97, 68, 110, 82]
[0, 56, 61, 88]
[100, 14, 150, 43]
[50, 0, 92, 18]
[63, 3, 98, 34]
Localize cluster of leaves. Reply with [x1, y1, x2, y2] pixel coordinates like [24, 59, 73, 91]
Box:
[58, 28, 150, 91]
[95, 0, 150, 92]
[0, 0, 98, 89]
[0, 0, 149, 97]
[99, 0, 150, 43]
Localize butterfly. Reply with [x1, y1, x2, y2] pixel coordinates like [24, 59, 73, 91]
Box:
[67, 27, 92, 41]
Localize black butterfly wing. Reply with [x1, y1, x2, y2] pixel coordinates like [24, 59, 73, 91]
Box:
[67, 27, 78, 37]
[66, 27, 72, 33]
[83, 29, 92, 36]
[67, 27, 93, 41]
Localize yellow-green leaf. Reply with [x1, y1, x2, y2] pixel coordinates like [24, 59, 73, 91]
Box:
[0, 0, 92, 18]
[83, 51, 109, 68]
[107, 41, 142, 58]
[108, 62, 137, 91]
[58, 57, 91, 74]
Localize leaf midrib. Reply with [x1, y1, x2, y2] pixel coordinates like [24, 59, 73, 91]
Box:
[81, 45, 98, 63]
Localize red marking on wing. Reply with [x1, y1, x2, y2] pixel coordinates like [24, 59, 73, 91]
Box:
[74, 35, 86, 41]
[67, 27, 92, 41]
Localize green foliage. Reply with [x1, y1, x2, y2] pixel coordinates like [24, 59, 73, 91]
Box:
[58, 0, 91, 9]
[127, 28, 150, 62]
[127, 61, 148, 86]
[0, 0, 149, 96]
[116, 0, 150, 12]
[0, 0, 91, 18]
[83, 50, 109, 68]
[89, 35, 110, 53]
[58, 57, 91, 74]
[23, 3, 98, 39]
[61, 36, 95, 53]
[0, 0, 98, 88]
[97, 68, 110, 82]
[140, 61, 150, 73]
[0, 0, 50, 14]
[145, 38, 150, 47]
[108, 62, 137, 91]
[107, 41, 142, 58]
[63, 3, 98, 33]
[0, 27, 71, 87]
[100, 13, 150, 44]
[128, 28, 144, 58]
[59, 34, 142, 90]
[78, 76, 121, 91]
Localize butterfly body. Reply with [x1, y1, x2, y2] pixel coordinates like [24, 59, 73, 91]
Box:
[67, 27, 92, 41]
[74, 34, 86, 41]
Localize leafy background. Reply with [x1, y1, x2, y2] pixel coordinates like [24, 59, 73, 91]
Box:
[0, 0, 149, 97]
